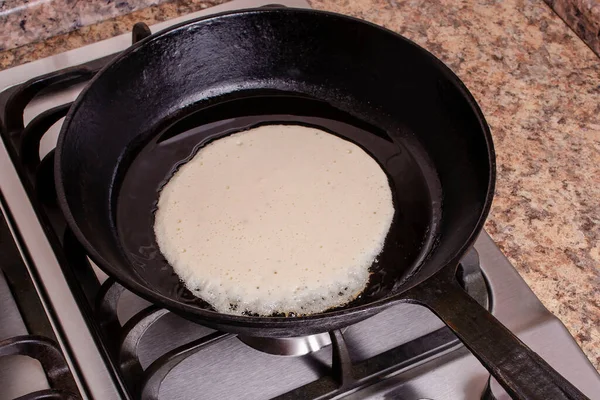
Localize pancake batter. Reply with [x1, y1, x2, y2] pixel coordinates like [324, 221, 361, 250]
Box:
[154, 124, 394, 316]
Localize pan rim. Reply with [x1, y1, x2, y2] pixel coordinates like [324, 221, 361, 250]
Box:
[54, 7, 496, 329]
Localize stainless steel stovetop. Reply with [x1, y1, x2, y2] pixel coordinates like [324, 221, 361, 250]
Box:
[0, 0, 598, 399]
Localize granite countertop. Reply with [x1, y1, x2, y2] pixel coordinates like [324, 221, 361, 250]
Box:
[0, 0, 598, 371]
[545, 0, 600, 55]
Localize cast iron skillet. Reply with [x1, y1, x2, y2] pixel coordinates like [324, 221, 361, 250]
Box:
[54, 8, 588, 400]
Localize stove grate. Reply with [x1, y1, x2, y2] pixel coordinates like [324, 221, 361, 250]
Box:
[0, 206, 80, 398]
[0, 335, 79, 399]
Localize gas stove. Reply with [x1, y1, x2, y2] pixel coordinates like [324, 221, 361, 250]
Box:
[0, 0, 598, 399]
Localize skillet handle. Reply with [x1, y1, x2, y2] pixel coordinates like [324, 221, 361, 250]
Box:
[402, 267, 589, 400]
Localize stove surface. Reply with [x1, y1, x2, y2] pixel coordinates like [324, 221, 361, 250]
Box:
[0, 1, 598, 399]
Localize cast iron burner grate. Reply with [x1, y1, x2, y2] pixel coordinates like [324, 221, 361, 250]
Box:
[0, 206, 80, 399]
[0, 21, 491, 400]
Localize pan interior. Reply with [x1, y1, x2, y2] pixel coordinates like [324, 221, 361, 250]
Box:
[116, 92, 441, 314]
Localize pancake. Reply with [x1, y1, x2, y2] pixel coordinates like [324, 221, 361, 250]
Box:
[154, 124, 394, 316]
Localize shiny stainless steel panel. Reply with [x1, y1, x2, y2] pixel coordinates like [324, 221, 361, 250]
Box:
[343, 304, 445, 362]
[159, 335, 332, 399]
[0, 271, 28, 340]
[0, 272, 50, 399]
[343, 347, 489, 400]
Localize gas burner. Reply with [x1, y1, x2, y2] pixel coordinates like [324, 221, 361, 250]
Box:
[238, 332, 333, 356]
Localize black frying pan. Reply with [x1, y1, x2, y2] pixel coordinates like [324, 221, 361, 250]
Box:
[54, 8, 588, 399]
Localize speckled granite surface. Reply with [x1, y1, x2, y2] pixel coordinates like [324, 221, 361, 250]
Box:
[0, 0, 229, 69]
[3, 0, 599, 58]
[0, 0, 598, 371]
[544, 0, 600, 56]
[0, 0, 170, 51]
